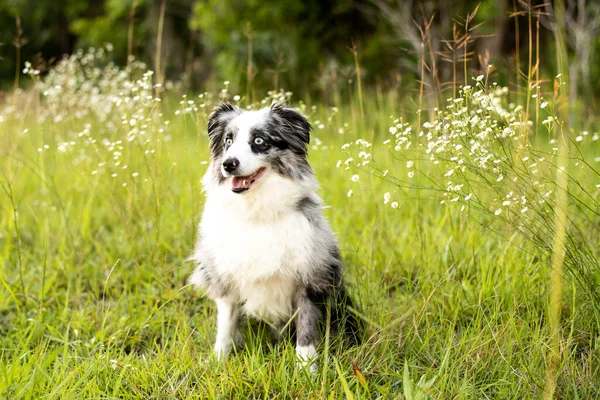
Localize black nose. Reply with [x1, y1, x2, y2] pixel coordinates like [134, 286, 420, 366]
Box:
[222, 157, 239, 173]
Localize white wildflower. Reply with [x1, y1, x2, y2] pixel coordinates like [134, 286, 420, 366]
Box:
[383, 192, 391, 204]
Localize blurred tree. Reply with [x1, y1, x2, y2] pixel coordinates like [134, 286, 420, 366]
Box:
[70, 0, 197, 88]
[0, 0, 197, 90]
[542, 0, 600, 123]
[0, 0, 597, 105]
[190, 0, 376, 97]
[0, 0, 87, 86]
[70, 0, 146, 65]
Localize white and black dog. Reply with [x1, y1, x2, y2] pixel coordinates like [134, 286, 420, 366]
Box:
[189, 102, 359, 371]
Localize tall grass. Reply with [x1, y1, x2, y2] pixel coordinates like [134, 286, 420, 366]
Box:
[544, 0, 570, 397]
[1, 4, 599, 398]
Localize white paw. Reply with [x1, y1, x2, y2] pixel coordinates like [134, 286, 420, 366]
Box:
[213, 340, 231, 360]
[296, 345, 318, 373]
[296, 359, 318, 373]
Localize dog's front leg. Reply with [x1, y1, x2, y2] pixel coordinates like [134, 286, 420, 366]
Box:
[295, 291, 321, 373]
[214, 296, 240, 359]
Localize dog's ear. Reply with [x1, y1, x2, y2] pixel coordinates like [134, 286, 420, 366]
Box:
[207, 102, 240, 156]
[270, 102, 311, 155]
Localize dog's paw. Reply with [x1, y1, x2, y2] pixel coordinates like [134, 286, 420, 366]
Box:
[213, 341, 231, 360]
[296, 345, 318, 374]
[296, 359, 318, 374]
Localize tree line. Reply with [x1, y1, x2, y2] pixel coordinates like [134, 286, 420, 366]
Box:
[0, 0, 598, 105]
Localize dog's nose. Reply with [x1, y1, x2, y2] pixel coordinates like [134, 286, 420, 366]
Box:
[222, 157, 239, 173]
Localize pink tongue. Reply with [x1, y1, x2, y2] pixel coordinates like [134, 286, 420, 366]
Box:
[232, 176, 251, 190]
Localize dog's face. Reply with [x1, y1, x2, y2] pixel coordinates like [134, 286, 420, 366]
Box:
[206, 103, 312, 193]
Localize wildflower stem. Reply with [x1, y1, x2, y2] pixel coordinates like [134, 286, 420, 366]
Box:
[127, 1, 137, 75]
[535, 10, 540, 143]
[245, 22, 254, 104]
[351, 42, 365, 129]
[1, 178, 26, 300]
[523, 0, 533, 148]
[544, 0, 570, 397]
[512, 0, 520, 80]
[154, 0, 166, 97]
[13, 16, 24, 92]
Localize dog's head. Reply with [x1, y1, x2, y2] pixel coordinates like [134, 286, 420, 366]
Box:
[206, 102, 312, 193]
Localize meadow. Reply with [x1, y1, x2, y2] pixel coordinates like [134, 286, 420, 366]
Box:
[1, 47, 599, 399]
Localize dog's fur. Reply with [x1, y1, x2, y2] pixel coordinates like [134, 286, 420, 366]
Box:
[189, 102, 359, 371]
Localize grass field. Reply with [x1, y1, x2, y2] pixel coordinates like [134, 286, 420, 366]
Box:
[1, 51, 600, 399]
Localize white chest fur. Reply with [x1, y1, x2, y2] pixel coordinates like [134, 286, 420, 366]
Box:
[198, 173, 321, 322]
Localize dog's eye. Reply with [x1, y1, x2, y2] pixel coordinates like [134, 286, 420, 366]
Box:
[253, 137, 264, 145]
[225, 138, 233, 146]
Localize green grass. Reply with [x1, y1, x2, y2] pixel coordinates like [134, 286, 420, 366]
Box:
[1, 81, 599, 399]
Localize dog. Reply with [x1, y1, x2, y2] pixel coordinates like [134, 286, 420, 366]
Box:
[189, 102, 359, 371]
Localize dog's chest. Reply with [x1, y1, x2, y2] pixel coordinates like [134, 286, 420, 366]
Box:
[200, 205, 315, 321]
[201, 206, 314, 278]
[238, 275, 297, 322]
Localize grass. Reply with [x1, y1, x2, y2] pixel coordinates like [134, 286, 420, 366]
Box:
[1, 52, 600, 398]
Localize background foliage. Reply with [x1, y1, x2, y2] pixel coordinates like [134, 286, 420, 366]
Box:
[1, 0, 600, 398]
[1, 0, 599, 103]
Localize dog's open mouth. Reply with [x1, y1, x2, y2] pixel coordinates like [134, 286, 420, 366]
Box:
[231, 167, 266, 193]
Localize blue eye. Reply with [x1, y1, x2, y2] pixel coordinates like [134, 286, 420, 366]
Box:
[226, 138, 233, 146]
[254, 137, 264, 145]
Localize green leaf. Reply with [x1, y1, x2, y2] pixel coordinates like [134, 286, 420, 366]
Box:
[403, 362, 413, 400]
[334, 358, 355, 400]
